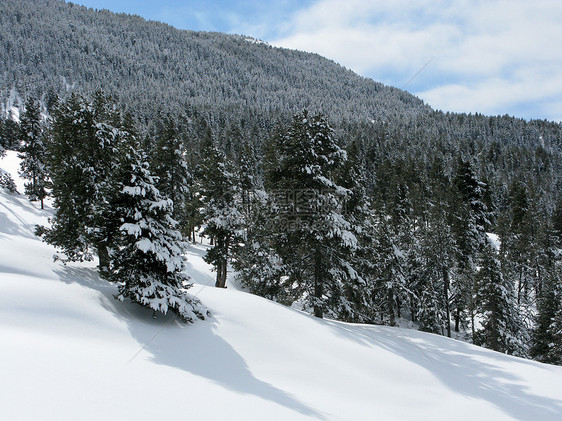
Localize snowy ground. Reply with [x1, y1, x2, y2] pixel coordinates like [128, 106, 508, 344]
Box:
[2, 151, 562, 420]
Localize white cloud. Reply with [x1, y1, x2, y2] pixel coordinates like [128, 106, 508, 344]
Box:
[268, 0, 562, 121]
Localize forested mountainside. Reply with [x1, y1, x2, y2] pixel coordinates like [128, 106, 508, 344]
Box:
[0, 0, 426, 124]
[1, 0, 562, 364]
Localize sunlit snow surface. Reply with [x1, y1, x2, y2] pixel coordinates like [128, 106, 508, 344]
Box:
[2, 151, 562, 420]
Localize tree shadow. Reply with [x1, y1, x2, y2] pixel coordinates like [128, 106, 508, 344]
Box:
[322, 320, 562, 421]
[54, 264, 326, 420]
[0, 195, 36, 239]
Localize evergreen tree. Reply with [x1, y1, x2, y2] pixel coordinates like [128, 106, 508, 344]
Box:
[417, 158, 458, 336]
[531, 271, 562, 364]
[474, 240, 528, 356]
[233, 191, 291, 303]
[41, 93, 117, 268]
[258, 111, 361, 319]
[150, 115, 190, 224]
[0, 168, 17, 192]
[501, 180, 534, 307]
[450, 158, 487, 333]
[110, 130, 206, 321]
[18, 97, 49, 208]
[198, 131, 241, 288]
[530, 203, 562, 364]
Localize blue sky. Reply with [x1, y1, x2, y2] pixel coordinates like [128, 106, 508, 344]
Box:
[73, 0, 562, 122]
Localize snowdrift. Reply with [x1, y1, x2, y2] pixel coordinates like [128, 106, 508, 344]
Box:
[2, 151, 562, 420]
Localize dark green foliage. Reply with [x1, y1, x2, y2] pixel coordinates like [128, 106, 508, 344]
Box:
[474, 241, 528, 356]
[18, 97, 49, 208]
[36, 92, 206, 320]
[531, 274, 562, 364]
[0, 168, 17, 192]
[198, 132, 241, 288]
[41, 92, 120, 267]
[110, 134, 205, 322]
[150, 115, 191, 225]
[237, 111, 363, 320]
[0, 118, 20, 151]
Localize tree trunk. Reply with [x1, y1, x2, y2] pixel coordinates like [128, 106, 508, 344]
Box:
[455, 307, 461, 332]
[313, 248, 323, 319]
[97, 244, 110, 277]
[214, 238, 228, 288]
[215, 259, 228, 288]
[388, 288, 395, 326]
[471, 310, 476, 341]
[443, 267, 451, 338]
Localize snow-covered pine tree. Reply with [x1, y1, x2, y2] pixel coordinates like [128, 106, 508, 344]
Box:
[501, 180, 535, 306]
[18, 97, 49, 208]
[232, 189, 291, 302]
[333, 138, 374, 323]
[371, 221, 407, 326]
[0, 168, 17, 192]
[530, 202, 562, 364]
[0, 118, 20, 152]
[198, 130, 242, 288]
[150, 115, 190, 225]
[416, 158, 458, 337]
[531, 271, 562, 364]
[450, 158, 488, 333]
[110, 128, 206, 322]
[261, 111, 361, 319]
[474, 239, 528, 356]
[416, 213, 455, 336]
[236, 138, 259, 218]
[41, 92, 120, 269]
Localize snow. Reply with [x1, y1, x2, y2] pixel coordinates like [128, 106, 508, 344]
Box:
[2, 152, 562, 420]
[487, 232, 501, 251]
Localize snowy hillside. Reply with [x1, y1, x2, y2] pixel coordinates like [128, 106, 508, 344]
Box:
[1, 151, 562, 420]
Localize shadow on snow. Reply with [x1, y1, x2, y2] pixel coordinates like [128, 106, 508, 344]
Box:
[54, 264, 325, 420]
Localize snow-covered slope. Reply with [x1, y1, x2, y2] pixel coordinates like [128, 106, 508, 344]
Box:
[1, 152, 562, 420]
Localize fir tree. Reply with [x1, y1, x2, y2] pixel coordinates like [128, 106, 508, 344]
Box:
[150, 115, 190, 224]
[198, 131, 241, 288]
[450, 158, 487, 333]
[0, 168, 17, 192]
[474, 240, 528, 356]
[110, 132, 206, 321]
[18, 97, 49, 208]
[0, 119, 6, 158]
[530, 203, 562, 364]
[259, 111, 361, 319]
[41, 92, 120, 269]
[501, 180, 534, 307]
[531, 272, 562, 364]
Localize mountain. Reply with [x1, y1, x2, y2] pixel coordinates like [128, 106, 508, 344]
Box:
[2, 151, 562, 420]
[0, 0, 428, 124]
